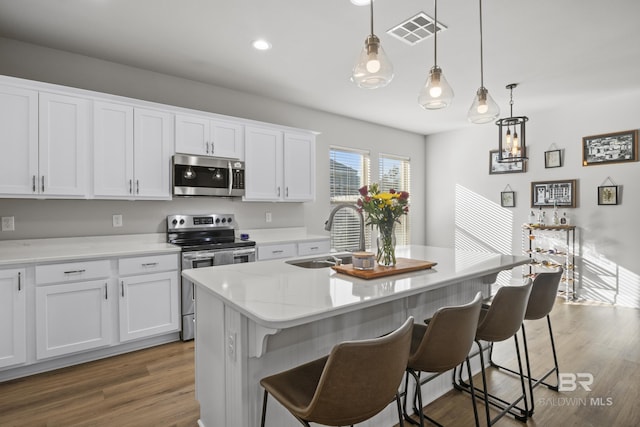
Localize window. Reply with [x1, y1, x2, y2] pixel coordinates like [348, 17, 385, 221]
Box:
[379, 154, 411, 245]
[329, 147, 371, 251]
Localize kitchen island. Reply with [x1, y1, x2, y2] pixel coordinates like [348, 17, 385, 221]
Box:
[183, 245, 530, 427]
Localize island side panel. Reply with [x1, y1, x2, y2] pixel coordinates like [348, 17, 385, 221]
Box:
[195, 287, 227, 426]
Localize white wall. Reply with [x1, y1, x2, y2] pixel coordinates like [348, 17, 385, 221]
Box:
[425, 89, 640, 308]
[0, 38, 425, 244]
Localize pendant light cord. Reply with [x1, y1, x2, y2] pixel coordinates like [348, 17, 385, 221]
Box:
[479, 0, 484, 88]
[433, 0, 438, 66]
[370, 0, 374, 35]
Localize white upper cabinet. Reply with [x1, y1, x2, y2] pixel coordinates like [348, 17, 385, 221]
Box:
[244, 127, 316, 202]
[244, 126, 283, 201]
[133, 108, 174, 198]
[175, 114, 244, 159]
[0, 86, 89, 198]
[93, 101, 134, 197]
[38, 92, 90, 197]
[0, 85, 38, 196]
[94, 101, 173, 199]
[283, 132, 316, 201]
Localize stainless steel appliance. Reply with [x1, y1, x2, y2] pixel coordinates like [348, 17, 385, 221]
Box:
[167, 213, 256, 341]
[172, 154, 245, 197]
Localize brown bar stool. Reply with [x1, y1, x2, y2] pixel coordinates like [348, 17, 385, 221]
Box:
[489, 268, 563, 416]
[403, 292, 483, 427]
[454, 280, 533, 426]
[259, 316, 414, 426]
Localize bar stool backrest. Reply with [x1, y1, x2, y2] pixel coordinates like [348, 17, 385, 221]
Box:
[303, 316, 414, 426]
[525, 268, 563, 320]
[408, 292, 483, 372]
[476, 280, 533, 343]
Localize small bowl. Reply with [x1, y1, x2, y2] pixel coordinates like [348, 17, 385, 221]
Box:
[352, 251, 375, 270]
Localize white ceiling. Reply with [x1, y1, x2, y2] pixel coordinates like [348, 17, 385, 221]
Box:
[1, 0, 639, 135]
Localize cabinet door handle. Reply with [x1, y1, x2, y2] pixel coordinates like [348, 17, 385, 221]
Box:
[286, 187, 289, 197]
[205, 142, 209, 154]
[272, 250, 284, 254]
[129, 179, 132, 194]
[136, 179, 140, 194]
[121, 281, 125, 297]
[141, 262, 158, 267]
[63, 269, 86, 275]
[310, 246, 319, 250]
[104, 283, 108, 300]
[41, 176, 45, 192]
[18, 272, 22, 291]
[211, 141, 215, 154]
[32, 175, 36, 192]
[277, 186, 281, 197]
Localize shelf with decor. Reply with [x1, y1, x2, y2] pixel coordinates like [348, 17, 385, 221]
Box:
[522, 224, 577, 300]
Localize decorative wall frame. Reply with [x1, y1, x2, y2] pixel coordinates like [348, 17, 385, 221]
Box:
[531, 179, 577, 208]
[489, 149, 526, 174]
[544, 149, 562, 168]
[582, 129, 638, 166]
[598, 185, 619, 205]
[501, 191, 515, 207]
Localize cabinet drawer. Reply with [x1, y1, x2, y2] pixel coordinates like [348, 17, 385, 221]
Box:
[119, 254, 178, 276]
[257, 243, 297, 261]
[297, 240, 331, 256]
[35, 260, 111, 285]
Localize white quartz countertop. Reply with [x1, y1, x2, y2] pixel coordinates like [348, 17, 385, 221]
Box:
[240, 227, 329, 245]
[0, 234, 180, 266]
[183, 245, 530, 329]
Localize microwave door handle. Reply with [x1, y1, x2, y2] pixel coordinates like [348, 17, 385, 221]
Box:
[228, 161, 233, 195]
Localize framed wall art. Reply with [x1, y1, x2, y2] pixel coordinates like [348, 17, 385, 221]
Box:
[531, 179, 577, 208]
[501, 191, 515, 207]
[598, 185, 619, 205]
[544, 149, 562, 168]
[489, 149, 526, 174]
[582, 129, 638, 166]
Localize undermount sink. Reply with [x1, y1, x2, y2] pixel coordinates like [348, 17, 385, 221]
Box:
[286, 253, 353, 269]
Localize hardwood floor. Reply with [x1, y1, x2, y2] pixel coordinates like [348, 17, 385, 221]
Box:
[1, 299, 638, 426]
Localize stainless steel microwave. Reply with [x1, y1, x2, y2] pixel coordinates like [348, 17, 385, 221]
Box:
[172, 154, 245, 197]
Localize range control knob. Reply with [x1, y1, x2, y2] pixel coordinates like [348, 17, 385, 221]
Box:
[172, 219, 178, 225]
[227, 217, 233, 224]
[221, 218, 227, 223]
[215, 218, 221, 224]
[179, 219, 185, 225]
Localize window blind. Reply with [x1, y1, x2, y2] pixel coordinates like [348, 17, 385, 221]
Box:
[329, 147, 371, 251]
[379, 154, 411, 245]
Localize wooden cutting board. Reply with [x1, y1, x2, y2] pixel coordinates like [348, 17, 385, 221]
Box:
[331, 258, 437, 280]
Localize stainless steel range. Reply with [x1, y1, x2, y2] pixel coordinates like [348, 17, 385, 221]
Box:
[167, 213, 256, 341]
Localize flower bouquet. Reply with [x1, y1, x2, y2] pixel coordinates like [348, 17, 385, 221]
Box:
[357, 183, 409, 266]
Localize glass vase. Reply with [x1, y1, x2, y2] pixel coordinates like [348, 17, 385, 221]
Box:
[376, 223, 396, 267]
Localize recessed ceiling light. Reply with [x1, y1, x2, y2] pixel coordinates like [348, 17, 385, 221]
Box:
[351, 0, 372, 5]
[252, 39, 272, 51]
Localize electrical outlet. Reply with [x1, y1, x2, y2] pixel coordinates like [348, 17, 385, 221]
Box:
[112, 214, 123, 227]
[1, 216, 15, 232]
[265, 212, 272, 223]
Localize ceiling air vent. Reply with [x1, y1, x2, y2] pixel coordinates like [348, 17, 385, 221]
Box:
[386, 12, 447, 46]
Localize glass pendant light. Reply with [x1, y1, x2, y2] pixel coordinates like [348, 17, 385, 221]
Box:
[351, 0, 394, 89]
[467, 0, 499, 123]
[418, 0, 453, 109]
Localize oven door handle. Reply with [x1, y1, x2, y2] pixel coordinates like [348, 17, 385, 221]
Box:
[233, 248, 256, 256]
[228, 161, 233, 196]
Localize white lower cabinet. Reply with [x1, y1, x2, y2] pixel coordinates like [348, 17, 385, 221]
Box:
[118, 271, 179, 342]
[35, 279, 112, 360]
[0, 268, 26, 369]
